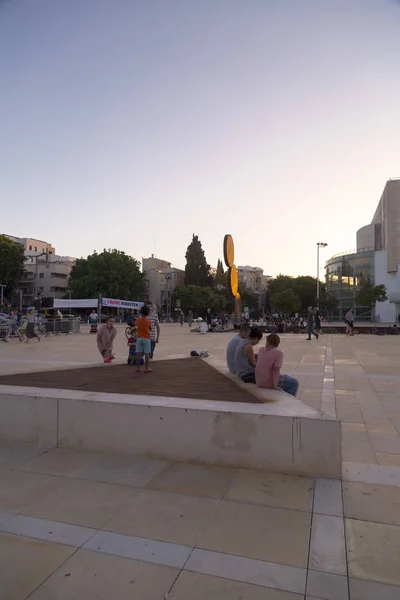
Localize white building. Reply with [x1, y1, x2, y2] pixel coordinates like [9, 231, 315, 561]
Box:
[325, 178, 400, 322]
[6, 235, 76, 305]
[237, 265, 272, 308]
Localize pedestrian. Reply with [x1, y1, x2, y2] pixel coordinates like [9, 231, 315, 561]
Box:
[97, 317, 116, 363]
[206, 308, 212, 331]
[146, 301, 160, 359]
[315, 308, 322, 334]
[345, 307, 354, 336]
[306, 306, 319, 341]
[25, 308, 40, 343]
[135, 304, 153, 373]
[187, 310, 193, 327]
[179, 310, 184, 326]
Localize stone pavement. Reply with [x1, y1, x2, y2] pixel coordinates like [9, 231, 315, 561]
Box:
[1, 443, 400, 600]
[2, 324, 400, 467]
[1, 325, 400, 598]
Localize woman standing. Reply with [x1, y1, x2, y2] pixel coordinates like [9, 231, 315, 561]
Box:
[97, 317, 117, 363]
[25, 308, 40, 343]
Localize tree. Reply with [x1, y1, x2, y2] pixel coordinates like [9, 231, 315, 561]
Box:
[270, 289, 301, 315]
[214, 259, 227, 288]
[68, 249, 146, 300]
[0, 234, 26, 297]
[238, 283, 259, 312]
[184, 234, 213, 287]
[319, 291, 338, 312]
[173, 284, 226, 314]
[355, 280, 388, 310]
[266, 274, 320, 312]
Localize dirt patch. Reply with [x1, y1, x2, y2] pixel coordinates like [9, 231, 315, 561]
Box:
[0, 358, 259, 403]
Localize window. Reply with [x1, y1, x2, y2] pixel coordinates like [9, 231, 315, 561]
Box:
[39, 273, 44, 279]
[34, 246, 37, 252]
[29, 245, 32, 250]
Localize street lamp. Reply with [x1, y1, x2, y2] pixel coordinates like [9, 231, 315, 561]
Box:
[316, 242, 328, 303]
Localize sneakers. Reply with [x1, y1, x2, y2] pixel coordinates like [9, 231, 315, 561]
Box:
[103, 356, 112, 363]
[144, 368, 153, 373]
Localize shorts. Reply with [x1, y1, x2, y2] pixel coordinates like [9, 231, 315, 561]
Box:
[136, 337, 151, 354]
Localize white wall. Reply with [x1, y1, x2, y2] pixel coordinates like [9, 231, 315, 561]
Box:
[374, 250, 400, 322]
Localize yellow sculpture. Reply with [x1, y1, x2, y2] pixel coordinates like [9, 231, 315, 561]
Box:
[223, 234, 241, 315]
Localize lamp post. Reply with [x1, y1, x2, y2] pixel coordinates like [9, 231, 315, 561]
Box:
[317, 242, 328, 304]
[165, 274, 171, 318]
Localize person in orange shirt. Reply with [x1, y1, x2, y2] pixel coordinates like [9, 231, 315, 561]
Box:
[135, 305, 152, 373]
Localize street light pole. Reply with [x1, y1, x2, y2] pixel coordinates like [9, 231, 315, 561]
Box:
[316, 242, 328, 304]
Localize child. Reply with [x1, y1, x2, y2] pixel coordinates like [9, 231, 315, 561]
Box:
[255, 333, 299, 396]
[127, 326, 144, 366]
[135, 305, 152, 373]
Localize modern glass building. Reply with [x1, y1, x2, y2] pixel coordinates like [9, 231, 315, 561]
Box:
[325, 250, 375, 320]
[325, 178, 400, 323]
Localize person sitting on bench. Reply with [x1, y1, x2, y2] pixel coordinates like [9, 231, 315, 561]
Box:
[234, 326, 263, 383]
[226, 323, 251, 373]
[255, 333, 299, 396]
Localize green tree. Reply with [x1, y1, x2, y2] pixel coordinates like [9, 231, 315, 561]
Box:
[355, 280, 388, 310]
[266, 274, 319, 312]
[68, 249, 146, 300]
[319, 291, 338, 312]
[173, 284, 227, 314]
[270, 289, 301, 315]
[238, 283, 259, 312]
[292, 276, 318, 311]
[184, 234, 213, 287]
[214, 258, 227, 288]
[0, 234, 26, 297]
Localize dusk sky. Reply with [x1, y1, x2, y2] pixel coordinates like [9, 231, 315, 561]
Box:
[1, 0, 400, 278]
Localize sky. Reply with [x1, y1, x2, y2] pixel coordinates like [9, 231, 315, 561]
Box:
[1, 0, 400, 278]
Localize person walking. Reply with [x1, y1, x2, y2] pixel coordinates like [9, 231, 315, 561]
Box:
[25, 308, 40, 343]
[306, 306, 319, 341]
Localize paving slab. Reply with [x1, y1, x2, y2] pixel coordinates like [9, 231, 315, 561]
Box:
[146, 462, 237, 498]
[197, 499, 311, 568]
[343, 481, 400, 525]
[0, 532, 75, 600]
[226, 469, 314, 512]
[169, 571, 303, 600]
[27, 547, 178, 600]
[104, 488, 218, 545]
[346, 518, 400, 586]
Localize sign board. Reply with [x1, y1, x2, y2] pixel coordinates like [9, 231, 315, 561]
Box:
[244, 307, 249, 313]
[102, 298, 143, 310]
[176, 299, 181, 308]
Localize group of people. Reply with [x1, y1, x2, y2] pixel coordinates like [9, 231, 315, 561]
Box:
[226, 324, 299, 397]
[96, 301, 160, 371]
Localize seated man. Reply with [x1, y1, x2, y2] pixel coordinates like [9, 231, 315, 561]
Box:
[255, 333, 299, 396]
[226, 323, 251, 373]
[234, 326, 263, 383]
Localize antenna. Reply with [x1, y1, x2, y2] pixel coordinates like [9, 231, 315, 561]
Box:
[153, 239, 157, 258]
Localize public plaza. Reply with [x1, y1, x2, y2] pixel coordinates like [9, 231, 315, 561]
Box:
[1, 325, 400, 600]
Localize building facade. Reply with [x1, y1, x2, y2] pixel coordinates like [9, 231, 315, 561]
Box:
[325, 179, 400, 322]
[6, 235, 75, 305]
[237, 265, 271, 308]
[142, 255, 184, 313]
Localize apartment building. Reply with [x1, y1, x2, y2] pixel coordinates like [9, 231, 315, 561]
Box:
[142, 255, 184, 312]
[6, 235, 76, 304]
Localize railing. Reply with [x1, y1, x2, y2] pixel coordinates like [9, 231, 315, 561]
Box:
[0, 317, 81, 341]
